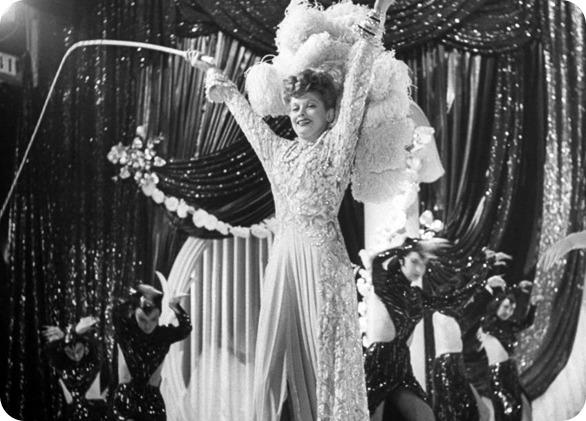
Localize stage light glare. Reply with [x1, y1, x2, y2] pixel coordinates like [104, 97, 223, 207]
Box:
[0, 0, 21, 21]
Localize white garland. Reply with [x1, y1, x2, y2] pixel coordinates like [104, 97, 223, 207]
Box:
[108, 126, 276, 239]
[144, 183, 276, 239]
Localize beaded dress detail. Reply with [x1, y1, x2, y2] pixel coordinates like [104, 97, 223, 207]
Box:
[205, 35, 379, 420]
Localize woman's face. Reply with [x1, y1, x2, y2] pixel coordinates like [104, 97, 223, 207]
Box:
[64, 342, 87, 362]
[288, 92, 334, 142]
[135, 307, 161, 334]
[401, 251, 429, 283]
[497, 298, 516, 320]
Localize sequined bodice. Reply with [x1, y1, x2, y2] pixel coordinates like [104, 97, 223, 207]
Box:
[113, 301, 192, 384]
[268, 135, 351, 244]
[45, 340, 101, 400]
[372, 260, 488, 342]
[373, 267, 424, 341]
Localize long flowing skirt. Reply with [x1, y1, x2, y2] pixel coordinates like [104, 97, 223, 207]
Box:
[252, 229, 368, 421]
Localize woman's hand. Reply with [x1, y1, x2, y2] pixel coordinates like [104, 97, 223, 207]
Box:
[476, 328, 487, 345]
[484, 248, 512, 266]
[518, 280, 533, 293]
[185, 49, 216, 72]
[486, 275, 506, 291]
[359, 249, 373, 271]
[168, 294, 189, 314]
[538, 231, 586, 270]
[75, 316, 99, 335]
[373, 0, 395, 16]
[41, 326, 64, 342]
[137, 284, 163, 300]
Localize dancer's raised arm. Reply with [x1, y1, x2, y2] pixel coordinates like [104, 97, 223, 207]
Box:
[330, 0, 392, 162]
[539, 230, 586, 269]
[186, 52, 285, 170]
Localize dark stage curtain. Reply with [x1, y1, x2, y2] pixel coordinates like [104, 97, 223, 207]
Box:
[4, 2, 185, 419]
[516, 0, 586, 398]
[176, 0, 539, 54]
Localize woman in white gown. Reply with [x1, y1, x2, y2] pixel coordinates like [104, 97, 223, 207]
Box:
[187, 1, 393, 419]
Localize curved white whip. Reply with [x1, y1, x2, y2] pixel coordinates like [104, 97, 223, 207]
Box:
[0, 39, 214, 220]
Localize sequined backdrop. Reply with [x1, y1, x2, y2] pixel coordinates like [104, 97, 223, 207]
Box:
[516, 0, 586, 397]
[1, 0, 585, 419]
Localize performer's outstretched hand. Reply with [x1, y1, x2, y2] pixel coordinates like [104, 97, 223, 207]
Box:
[539, 231, 586, 270]
[518, 280, 533, 294]
[484, 248, 512, 266]
[169, 294, 189, 314]
[137, 284, 163, 300]
[185, 49, 215, 72]
[41, 326, 65, 343]
[75, 316, 99, 335]
[374, 0, 395, 15]
[486, 275, 506, 290]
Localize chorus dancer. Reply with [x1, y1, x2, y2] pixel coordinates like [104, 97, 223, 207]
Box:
[186, 1, 394, 420]
[42, 316, 108, 421]
[110, 284, 191, 421]
[360, 239, 507, 421]
[430, 273, 506, 421]
[477, 281, 542, 421]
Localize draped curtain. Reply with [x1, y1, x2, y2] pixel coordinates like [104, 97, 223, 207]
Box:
[516, 0, 586, 399]
[176, 0, 539, 54]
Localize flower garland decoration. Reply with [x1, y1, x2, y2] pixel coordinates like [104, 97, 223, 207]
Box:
[367, 124, 438, 251]
[107, 126, 275, 239]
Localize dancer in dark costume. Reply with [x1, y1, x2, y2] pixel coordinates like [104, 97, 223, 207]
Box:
[42, 316, 108, 421]
[111, 284, 191, 421]
[478, 282, 541, 421]
[361, 238, 505, 421]
[430, 280, 504, 421]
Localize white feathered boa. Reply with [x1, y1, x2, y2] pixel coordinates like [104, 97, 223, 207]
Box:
[245, 0, 444, 206]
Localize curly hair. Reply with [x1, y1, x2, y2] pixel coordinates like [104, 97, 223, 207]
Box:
[282, 69, 338, 110]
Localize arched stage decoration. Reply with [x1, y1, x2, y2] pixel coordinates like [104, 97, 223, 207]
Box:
[157, 235, 271, 421]
[158, 237, 210, 421]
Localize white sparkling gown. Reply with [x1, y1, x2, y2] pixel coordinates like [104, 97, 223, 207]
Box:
[206, 37, 377, 421]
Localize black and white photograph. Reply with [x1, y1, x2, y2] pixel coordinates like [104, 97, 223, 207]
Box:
[0, 0, 585, 420]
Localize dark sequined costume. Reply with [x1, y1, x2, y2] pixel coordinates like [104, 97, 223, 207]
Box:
[488, 359, 523, 421]
[45, 337, 107, 421]
[481, 305, 536, 355]
[431, 353, 479, 421]
[481, 304, 535, 421]
[460, 289, 496, 398]
[111, 299, 192, 421]
[429, 287, 497, 421]
[365, 257, 488, 415]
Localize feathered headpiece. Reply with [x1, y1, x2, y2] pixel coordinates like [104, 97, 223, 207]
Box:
[245, 0, 443, 205]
